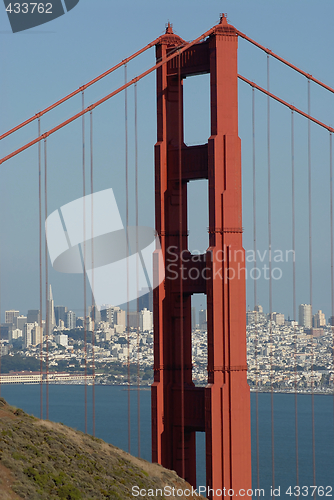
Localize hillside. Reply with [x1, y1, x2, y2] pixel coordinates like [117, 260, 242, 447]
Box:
[0, 398, 206, 500]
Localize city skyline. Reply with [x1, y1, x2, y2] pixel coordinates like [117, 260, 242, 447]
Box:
[1, 2, 334, 322]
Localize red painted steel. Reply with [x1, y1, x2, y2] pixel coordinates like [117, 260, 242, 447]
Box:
[152, 16, 252, 498]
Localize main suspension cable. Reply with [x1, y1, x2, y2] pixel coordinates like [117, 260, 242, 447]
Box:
[237, 30, 334, 95]
[238, 76, 334, 133]
[0, 26, 215, 166]
[0, 38, 161, 142]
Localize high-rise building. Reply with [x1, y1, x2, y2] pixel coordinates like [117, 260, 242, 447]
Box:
[272, 312, 284, 325]
[138, 288, 153, 312]
[114, 308, 126, 332]
[5, 310, 19, 324]
[24, 323, 37, 348]
[101, 306, 118, 326]
[246, 310, 256, 326]
[199, 309, 207, 331]
[54, 334, 68, 347]
[0, 324, 10, 340]
[47, 285, 55, 336]
[191, 307, 196, 331]
[66, 311, 76, 330]
[9, 328, 23, 341]
[128, 311, 139, 329]
[140, 308, 153, 332]
[14, 315, 27, 332]
[54, 306, 68, 326]
[27, 310, 40, 324]
[254, 305, 263, 313]
[299, 304, 312, 329]
[31, 325, 43, 346]
[90, 305, 101, 323]
[313, 310, 326, 328]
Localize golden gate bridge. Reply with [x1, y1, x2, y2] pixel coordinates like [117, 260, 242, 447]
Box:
[1, 14, 334, 499]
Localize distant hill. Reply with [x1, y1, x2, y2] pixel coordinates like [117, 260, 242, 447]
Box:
[0, 398, 206, 499]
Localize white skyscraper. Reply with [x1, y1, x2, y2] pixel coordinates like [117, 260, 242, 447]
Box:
[47, 285, 55, 336]
[140, 308, 153, 332]
[313, 310, 326, 328]
[299, 304, 312, 329]
[31, 325, 43, 346]
[54, 334, 68, 347]
[24, 323, 37, 348]
[66, 310, 76, 330]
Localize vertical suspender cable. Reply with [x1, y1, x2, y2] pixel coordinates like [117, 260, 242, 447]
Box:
[291, 110, 299, 490]
[267, 54, 275, 492]
[134, 82, 141, 457]
[307, 79, 316, 495]
[44, 137, 49, 420]
[125, 63, 131, 454]
[38, 117, 43, 420]
[178, 53, 185, 479]
[82, 90, 88, 435]
[252, 87, 260, 497]
[291, 110, 299, 489]
[90, 109, 95, 437]
[330, 132, 334, 452]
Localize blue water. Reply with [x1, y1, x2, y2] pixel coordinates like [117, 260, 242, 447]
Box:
[1, 385, 334, 497]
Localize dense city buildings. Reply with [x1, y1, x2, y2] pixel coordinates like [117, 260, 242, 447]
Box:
[1, 302, 333, 392]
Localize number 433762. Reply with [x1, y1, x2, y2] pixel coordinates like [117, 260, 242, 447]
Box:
[6, 3, 53, 14]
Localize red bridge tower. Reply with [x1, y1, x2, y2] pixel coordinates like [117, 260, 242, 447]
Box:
[152, 15, 252, 498]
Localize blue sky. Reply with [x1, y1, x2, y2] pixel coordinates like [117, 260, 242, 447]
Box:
[1, 0, 334, 321]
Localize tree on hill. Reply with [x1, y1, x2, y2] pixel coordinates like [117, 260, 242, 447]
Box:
[0, 355, 45, 373]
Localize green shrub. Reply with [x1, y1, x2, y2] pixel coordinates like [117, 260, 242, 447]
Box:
[57, 483, 82, 500]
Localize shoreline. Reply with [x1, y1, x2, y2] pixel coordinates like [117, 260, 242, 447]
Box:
[0, 379, 333, 395]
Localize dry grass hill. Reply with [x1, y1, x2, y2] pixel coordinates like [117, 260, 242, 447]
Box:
[0, 397, 206, 500]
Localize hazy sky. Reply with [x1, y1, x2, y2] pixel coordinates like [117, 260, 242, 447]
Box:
[1, 0, 334, 321]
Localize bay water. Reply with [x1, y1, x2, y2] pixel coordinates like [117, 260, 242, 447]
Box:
[1, 385, 334, 497]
